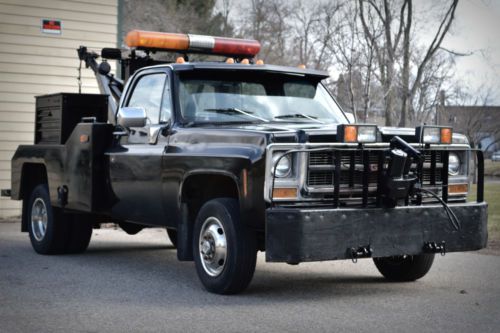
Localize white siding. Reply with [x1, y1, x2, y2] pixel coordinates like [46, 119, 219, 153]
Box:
[0, 0, 118, 218]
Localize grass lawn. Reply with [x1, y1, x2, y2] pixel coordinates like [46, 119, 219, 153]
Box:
[469, 182, 500, 243]
[484, 160, 500, 177]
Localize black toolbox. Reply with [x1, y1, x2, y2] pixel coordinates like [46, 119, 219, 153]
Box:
[35, 93, 108, 144]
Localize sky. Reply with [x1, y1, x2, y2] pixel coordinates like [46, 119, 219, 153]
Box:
[439, 0, 500, 104]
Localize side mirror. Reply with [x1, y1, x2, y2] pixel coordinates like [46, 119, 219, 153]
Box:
[117, 107, 147, 128]
[345, 112, 355, 124]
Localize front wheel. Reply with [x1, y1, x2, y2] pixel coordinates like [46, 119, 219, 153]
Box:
[373, 254, 435, 281]
[193, 198, 257, 294]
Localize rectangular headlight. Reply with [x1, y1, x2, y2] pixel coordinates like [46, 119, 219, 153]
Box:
[337, 124, 378, 143]
[415, 126, 453, 144]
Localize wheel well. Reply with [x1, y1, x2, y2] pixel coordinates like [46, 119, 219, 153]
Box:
[20, 163, 48, 199]
[20, 163, 48, 233]
[181, 174, 239, 222]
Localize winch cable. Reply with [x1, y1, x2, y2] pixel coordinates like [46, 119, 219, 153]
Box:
[417, 187, 461, 231]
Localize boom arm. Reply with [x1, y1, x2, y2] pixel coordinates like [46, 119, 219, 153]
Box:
[77, 46, 124, 124]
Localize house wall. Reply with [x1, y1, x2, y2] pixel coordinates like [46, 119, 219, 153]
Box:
[0, 0, 118, 218]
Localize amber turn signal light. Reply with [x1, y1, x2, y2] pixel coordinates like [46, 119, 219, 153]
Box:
[441, 128, 452, 144]
[272, 187, 297, 199]
[448, 184, 468, 194]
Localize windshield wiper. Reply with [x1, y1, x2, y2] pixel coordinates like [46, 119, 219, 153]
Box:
[274, 113, 325, 124]
[204, 108, 269, 122]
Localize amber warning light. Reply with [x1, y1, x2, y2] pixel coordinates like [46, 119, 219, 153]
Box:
[125, 30, 261, 58]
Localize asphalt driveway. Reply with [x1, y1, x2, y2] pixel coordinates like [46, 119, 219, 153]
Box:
[0, 221, 499, 333]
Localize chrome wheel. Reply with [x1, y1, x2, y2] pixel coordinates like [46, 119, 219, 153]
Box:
[31, 198, 48, 241]
[199, 217, 227, 277]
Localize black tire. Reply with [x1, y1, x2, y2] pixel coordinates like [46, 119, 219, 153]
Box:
[166, 228, 177, 248]
[193, 198, 257, 294]
[373, 254, 435, 281]
[65, 215, 93, 254]
[27, 184, 69, 254]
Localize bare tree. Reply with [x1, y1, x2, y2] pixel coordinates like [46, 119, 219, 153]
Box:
[331, 1, 381, 122]
[239, 0, 291, 65]
[357, 0, 458, 126]
[359, 0, 408, 126]
[399, 0, 459, 127]
[410, 51, 455, 125]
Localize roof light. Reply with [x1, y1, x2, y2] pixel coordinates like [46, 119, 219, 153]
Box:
[225, 58, 235, 64]
[297, 64, 306, 69]
[337, 124, 378, 143]
[256, 59, 264, 65]
[126, 31, 189, 50]
[241, 58, 249, 64]
[176, 57, 185, 64]
[415, 126, 453, 144]
[125, 30, 261, 57]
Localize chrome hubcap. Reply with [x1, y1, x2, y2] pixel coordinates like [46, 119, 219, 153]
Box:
[31, 198, 48, 241]
[199, 217, 227, 277]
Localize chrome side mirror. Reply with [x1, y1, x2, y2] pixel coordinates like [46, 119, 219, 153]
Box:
[117, 107, 147, 128]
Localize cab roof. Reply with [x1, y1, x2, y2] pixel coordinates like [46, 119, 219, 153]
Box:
[143, 62, 330, 80]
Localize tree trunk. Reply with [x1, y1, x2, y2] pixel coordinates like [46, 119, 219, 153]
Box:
[399, 0, 412, 127]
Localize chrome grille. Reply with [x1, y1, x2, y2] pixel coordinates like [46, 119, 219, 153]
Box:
[309, 151, 333, 165]
[307, 170, 333, 186]
[307, 150, 446, 188]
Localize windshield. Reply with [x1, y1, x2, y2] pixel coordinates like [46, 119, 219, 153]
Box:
[178, 71, 346, 125]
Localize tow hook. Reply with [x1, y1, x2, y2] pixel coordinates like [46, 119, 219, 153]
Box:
[348, 246, 372, 263]
[423, 241, 446, 256]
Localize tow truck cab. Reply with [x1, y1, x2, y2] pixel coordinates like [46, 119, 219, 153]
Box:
[4, 30, 487, 294]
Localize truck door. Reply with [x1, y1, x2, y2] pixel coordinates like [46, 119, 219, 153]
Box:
[107, 70, 172, 225]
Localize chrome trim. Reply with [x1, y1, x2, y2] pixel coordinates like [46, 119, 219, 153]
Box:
[265, 143, 472, 203]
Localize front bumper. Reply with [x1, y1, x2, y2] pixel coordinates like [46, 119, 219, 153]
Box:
[266, 202, 488, 263]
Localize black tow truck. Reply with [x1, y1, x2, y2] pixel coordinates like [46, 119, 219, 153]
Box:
[2, 30, 488, 294]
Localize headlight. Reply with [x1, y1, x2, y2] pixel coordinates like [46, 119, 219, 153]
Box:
[448, 153, 460, 175]
[272, 153, 292, 178]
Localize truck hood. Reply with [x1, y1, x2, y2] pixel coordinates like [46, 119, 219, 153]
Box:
[171, 123, 469, 151]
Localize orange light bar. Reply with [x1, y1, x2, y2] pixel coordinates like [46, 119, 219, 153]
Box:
[272, 188, 298, 199]
[126, 30, 189, 50]
[125, 30, 261, 57]
[449, 184, 468, 194]
[441, 127, 452, 144]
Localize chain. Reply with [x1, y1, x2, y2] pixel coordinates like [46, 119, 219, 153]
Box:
[77, 59, 82, 94]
